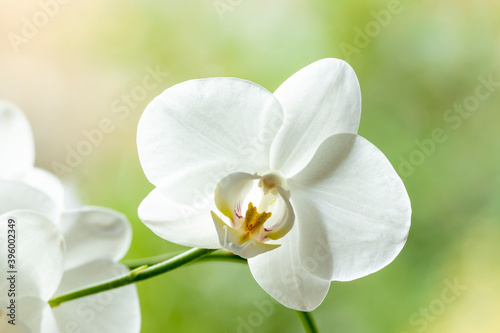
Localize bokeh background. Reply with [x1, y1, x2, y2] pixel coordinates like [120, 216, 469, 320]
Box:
[2, 0, 500, 332]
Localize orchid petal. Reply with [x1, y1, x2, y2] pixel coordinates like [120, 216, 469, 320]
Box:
[0, 179, 59, 222]
[0, 101, 34, 178]
[52, 261, 140, 333]
[248, 225, 330, 311]
[16, 297, 60, 333]
[264, 186, 295, 241]
[0, 312, 30, 333]
[138, 188, 220, 248]
[0, 211, 64, 301]
[271, 58, 361, 176]
[289, 133, 411, 281]
[23, 168, 64, 211]
[60, 207, 132, 271]
[137, 78, 284, 207]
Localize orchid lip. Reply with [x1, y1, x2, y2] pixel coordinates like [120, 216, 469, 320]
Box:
[211, 172, 294, 258]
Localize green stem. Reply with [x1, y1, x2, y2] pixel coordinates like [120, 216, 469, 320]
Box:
[48, 248, 216, 307]
[297, 311, 319, 333]
[199, 252, 248, 264]
[122, 250, 246, 269]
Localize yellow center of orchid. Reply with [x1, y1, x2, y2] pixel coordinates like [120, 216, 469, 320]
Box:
[241, 202, 272, 242]
[211, 172, 295, 259]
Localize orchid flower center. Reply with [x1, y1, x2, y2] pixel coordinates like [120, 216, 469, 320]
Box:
[240, 202, 272, 241]
[210, 172, 295, 259]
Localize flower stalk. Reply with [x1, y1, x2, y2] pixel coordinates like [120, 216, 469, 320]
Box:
[49, 247, 216, 307]
[122, 250, 246, 270]
[297, 311, 319, 333]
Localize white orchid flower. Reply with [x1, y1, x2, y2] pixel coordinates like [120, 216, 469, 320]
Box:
[0, 103, 141, 332]
[137, 58, 411, 311]
[0, 185, 141, 333]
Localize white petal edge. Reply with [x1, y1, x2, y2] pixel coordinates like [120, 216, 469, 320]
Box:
[137, 78, 283, 206]
[248, 224, 330, 311]
[0, 179, 59, 222]
[271, 58, 361, 177]
[59, 206, 133, 271]
[52, 261, 140, 333]
[289, 133, 411, 281]
[13, 297, 60, 333]
[0, 313, 30, 333]
[0, 100, 35, 178]
[265, 186, 295, 241]
[0, 297, 32, 333]
[22, 168, 64, 212]
[0, 211, 64, 301]
[138, 188, 221, 249]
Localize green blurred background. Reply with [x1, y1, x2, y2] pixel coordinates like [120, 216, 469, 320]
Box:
[2, 0, 500, 332]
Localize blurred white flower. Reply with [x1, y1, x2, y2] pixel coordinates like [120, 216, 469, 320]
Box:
[0, 205, 141, 333]
[137, 58, 411, 311]
[0, 102, 141, 332]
